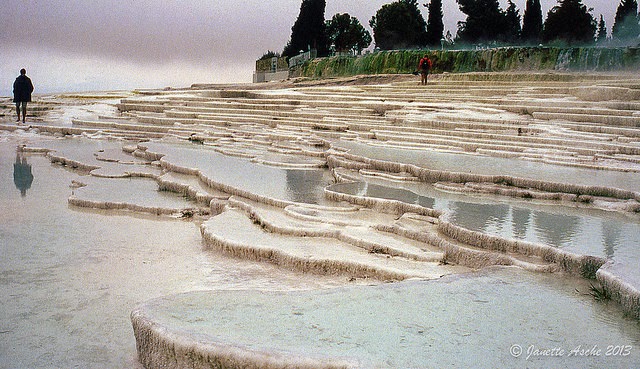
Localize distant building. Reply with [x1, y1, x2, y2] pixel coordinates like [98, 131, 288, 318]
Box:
[253, 56, 289, 83]
[253, 49, 319, 83]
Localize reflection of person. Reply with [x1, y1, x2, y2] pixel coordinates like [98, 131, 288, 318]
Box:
[13, 68, 34, 123]
[418, 55, 432, 85]
[14, 149, 34, 197]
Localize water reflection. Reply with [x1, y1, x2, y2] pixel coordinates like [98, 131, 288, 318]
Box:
[13, 148, 34, 197]
[285, 170, 324, 204]
[446, 202, 587, 248]
[337, 182, 436, 208]
[448, 202, 509, 234]
[511, 208, 532, 239]
[145, 142, 330, 205]
[338, 141, 640, 192]
[326, 181, 639, 260]
[602, 220, 622, 259]
[533, 211, 581, 247]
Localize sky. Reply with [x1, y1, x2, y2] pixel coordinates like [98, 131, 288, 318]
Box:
[0, 1, 619, 95]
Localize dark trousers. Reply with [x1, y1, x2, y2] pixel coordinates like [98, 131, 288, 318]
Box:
[16, 101, 27, 121]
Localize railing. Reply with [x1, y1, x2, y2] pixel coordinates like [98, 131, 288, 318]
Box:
[289, 49, 317, 68]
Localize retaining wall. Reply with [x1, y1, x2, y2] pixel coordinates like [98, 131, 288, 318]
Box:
[297, 47, 640, 79]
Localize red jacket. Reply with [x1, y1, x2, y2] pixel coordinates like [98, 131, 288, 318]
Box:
[419, 57, 432, 71]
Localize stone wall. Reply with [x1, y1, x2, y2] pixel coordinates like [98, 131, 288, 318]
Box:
[254, 56, 289, 83]
[255, 56, 288, 72]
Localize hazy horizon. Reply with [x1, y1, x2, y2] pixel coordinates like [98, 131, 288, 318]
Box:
[0, 1, 618, 96]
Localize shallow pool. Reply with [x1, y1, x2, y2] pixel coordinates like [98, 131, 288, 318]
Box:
[138, 267, 640, 368]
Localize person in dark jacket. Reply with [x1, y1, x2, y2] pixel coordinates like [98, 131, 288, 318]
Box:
[13, 68, 34, 123]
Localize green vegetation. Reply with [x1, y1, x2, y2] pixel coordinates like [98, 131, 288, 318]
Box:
[298, 47, 640, 79]
[325, 13, 371, 54]
[425, 0, 444, 47]
[522, 0, 543, 44]
[369, 0, 428, 50]
[589, 283, 611, 301]
[258, 51, 280, 61]
[457, 0, 512, 44]
[260, 1, 640, 73]
[542, 0, 597, 45]
[283, 0, 328, 57]
[613, 0, 640, 42]
[597, 15, 608, 43]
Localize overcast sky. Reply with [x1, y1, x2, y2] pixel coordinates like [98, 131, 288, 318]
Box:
[0, 1, 618, 95]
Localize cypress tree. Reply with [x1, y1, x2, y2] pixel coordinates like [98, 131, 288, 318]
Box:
[522, 0, 543, 44]
[597, 15, 608, 43]
[425, 0, 445, 47]
[542, 0, 596, 45]
[505, 0, 522, 44]
[612, 0, 640, 42]
[283, 0, 329, 57]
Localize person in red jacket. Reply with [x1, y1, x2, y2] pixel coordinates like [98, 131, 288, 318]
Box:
[418, 55, 432, 85]
[13, 68, 34, 123]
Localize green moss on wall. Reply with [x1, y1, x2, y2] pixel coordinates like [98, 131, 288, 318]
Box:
[295, 47, 640, 79]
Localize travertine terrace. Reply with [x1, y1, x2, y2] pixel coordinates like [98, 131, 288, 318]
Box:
[2, 72, 639, 368]
[72, 73, 640, 174]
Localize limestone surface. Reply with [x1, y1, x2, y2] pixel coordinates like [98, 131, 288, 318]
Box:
[1, 72, 639, 368]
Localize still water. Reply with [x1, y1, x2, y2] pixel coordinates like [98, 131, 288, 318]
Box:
[0, 137, 350, 368]
[144, 141, 334, 205]
[1, 135, 639, 368]
[327, 181, 640, 264]
[336, 140, 640, 192]
[143, 268, 640, 368]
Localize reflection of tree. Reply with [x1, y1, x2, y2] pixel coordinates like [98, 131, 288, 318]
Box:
[601, 220, 622, 258]
[533, 211, 580, 247]
[449, 202, 509, 232]
[285, 169, 324, 204]
[325, 181, 436, 209]
[365, 183, 435, 208]
[511, 208, 532, 239]
[14, 149, 34, 197]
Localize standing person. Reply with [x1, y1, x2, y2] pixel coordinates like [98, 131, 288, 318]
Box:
[13, 68, 34, 123]
[418, 55, 432, 85]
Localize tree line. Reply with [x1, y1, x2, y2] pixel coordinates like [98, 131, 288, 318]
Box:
[261, 0, 640, 61]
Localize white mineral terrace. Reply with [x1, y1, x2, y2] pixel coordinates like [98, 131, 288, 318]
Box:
[1, 72, 639, 368]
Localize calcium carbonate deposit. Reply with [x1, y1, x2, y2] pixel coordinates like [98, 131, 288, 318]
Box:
[1, 72, 639, 368]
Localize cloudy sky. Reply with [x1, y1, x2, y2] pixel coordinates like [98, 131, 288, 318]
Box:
[1, 0, 617, 95]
